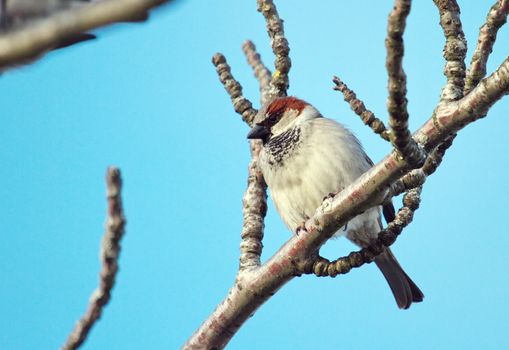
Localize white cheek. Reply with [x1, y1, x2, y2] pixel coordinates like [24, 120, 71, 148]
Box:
[271, 110, 299, 136]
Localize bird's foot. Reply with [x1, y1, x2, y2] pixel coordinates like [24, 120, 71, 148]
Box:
[322, 192, 336, 201]
[295, 218, 310, 236]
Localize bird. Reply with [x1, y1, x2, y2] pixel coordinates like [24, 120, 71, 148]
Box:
[247, 96, 423, 309]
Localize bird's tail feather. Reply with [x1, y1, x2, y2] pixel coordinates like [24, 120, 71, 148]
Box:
[374, 248, 424, 309]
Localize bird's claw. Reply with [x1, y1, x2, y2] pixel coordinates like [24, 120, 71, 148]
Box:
[322, 192, 336, 201]
[295, 222, 308, 236]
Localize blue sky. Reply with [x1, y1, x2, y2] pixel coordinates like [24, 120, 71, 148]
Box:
[1, 1, 508, 349]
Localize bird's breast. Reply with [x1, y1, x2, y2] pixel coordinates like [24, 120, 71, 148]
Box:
[259, 118, 373, 233]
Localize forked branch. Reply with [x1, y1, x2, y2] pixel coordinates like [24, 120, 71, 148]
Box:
[465, 0, 509, 94]
[184, 1, 509, 349]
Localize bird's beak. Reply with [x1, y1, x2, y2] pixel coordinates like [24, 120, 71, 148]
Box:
[247, 124, 270, 140]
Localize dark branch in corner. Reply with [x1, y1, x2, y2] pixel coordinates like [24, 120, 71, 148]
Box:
[62, 167, 126, 350]
[0, 0, 171, 71]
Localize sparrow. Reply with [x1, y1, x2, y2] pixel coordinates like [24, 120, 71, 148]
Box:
[247, 96, 423, 309]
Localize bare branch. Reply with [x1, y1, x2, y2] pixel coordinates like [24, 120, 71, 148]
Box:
[242, 40, 272, 105]
[186, 1, 509, 347]
[184, 54, 509, 350]
[386, 0, 426, 168]
[256, 0, 291, 98]
[390, 134, 455, 197]
[465, 0, 509, 94]
[333, 75, 390, 142]
[62, 167, 126, 350]
[433, 0, 468, 102]
[309, 187, 421, 277]
[239, 142, 267, 270]
[313, 132, 457, 277]
[0, 0, 6, 29]
[419, 56, 509, 149]
[212, 53, 258, 125]
[0, 0, 170, 71]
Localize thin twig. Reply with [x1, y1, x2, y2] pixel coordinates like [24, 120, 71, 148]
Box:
[0, 0, 170, 71]
[386, 0, 426, 168]
[62, 167, 126, 350]
[212, 53, 258, 126]
[465, 0, 509, 94]
[333, 75, 390, 142]
[257, 0, 291, 98]
[242, 40, 272, 105]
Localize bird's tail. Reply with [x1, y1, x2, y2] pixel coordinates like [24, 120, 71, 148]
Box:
[374, 247, 424, 309]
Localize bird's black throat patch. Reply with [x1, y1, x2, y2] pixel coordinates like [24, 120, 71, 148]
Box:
[266, 127, 301, 165]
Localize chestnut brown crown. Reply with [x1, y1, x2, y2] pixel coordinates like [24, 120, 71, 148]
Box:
[247, 97, 310, 142]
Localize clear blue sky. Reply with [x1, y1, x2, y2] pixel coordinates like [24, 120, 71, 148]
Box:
[1, 1, 508, 349]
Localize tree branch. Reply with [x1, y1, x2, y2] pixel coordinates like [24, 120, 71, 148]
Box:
[465, 0, 509, 94]
[386, 0, 426, 168]
[239, 142, 267, 270]
[184, 1, 509, 347]
[311, 130, 458, 278]
[62, 167, 126, 350]
[242, 40, 272, 105]
[0, 0, 6, 29]
[183, 50, 509, 350]
[256, 0, 291, 98]
[212, 53, 258, 125]
[433, 0, 468, 102]
[0, 0, 171, 71]
[310, 186, 421, 277]
[333, 75, 390, 142]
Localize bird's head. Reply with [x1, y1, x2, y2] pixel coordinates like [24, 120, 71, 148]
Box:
[247, 96, 321, 143]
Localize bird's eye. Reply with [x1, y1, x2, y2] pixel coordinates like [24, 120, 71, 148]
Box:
[267, 114, 278, 124]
